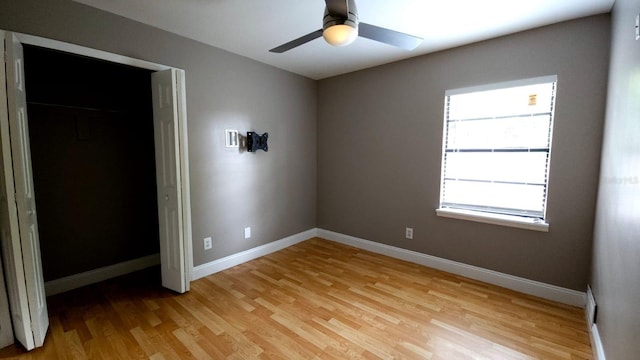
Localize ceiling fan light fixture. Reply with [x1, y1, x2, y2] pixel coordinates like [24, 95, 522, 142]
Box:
[269, 0, 423, 54]
[323, 24, 358, 47]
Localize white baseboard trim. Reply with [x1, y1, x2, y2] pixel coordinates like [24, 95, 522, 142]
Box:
[590, 324, 606, 360]
[317, 229, 586, 307]
[191, 228, 585, 307]
[192, 229, 317, 280]
[586, 285, 597, 327]
[44, 254, 161, 296]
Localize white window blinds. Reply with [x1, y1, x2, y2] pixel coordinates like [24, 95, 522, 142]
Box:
[440, 76, 557, 219]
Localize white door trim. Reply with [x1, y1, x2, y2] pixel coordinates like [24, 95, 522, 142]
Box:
[15, 33, 170, 71]
[3, 31, 193, 282]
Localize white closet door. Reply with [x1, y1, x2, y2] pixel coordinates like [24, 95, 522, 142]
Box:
[0, 254, 15, 348]
[0, 31, 49, 350]
[151, 69, 189, 293]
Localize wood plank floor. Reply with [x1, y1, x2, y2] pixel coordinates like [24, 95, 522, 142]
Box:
[0, 238, 592, 359]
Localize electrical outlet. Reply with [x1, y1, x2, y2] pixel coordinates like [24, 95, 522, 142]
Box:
[405, 227, 413, 240]
[244, 227, 251, 239]
[203, 236, 212, 250]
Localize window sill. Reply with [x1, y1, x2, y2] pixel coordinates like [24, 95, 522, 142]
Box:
[435, 208, 549, 232]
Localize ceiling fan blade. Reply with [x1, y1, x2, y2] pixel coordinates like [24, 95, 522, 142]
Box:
[324, 0, 349, 17]
[269, 29, 324, 53]
[358, 22, 423, 50]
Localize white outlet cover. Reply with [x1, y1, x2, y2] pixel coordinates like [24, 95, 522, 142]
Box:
[405, 227, 413, 239]
[244, 227, 251, 239]
[204, 236, 212, 250]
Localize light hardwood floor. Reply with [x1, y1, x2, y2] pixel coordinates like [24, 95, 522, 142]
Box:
[0, 238, 592, 359]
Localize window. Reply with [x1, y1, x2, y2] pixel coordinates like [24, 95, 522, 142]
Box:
[437, 76, 557, 231]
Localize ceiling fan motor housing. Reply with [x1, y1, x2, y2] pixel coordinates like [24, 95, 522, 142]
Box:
[323, 0, 358, 31]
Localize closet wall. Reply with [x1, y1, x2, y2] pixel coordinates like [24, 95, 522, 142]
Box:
[24, 45, 159, 281]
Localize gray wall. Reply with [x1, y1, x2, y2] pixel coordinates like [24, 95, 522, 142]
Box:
[591, 0, 640, 358]
[0, 0, 317, 268]
[318, 15, 610, 291]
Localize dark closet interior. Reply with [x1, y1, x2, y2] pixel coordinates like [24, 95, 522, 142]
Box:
[23, 45, 160, 282]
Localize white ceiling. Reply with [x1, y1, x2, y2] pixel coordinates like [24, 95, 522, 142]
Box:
[73, 0, 614, 80]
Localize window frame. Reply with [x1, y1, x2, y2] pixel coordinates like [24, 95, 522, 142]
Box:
[436, 75, 557, 232]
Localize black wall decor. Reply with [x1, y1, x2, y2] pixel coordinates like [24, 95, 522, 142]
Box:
[247, 131, 268, 152]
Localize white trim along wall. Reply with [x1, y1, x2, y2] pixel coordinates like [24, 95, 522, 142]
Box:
[590, 323, 606, 360]
[44, 254, 160, 296]
[49, 229, 585, 306]
[193, 228, 586, 307]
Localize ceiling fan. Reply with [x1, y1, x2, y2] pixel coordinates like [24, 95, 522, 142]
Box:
[269, 0, 423, 53]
